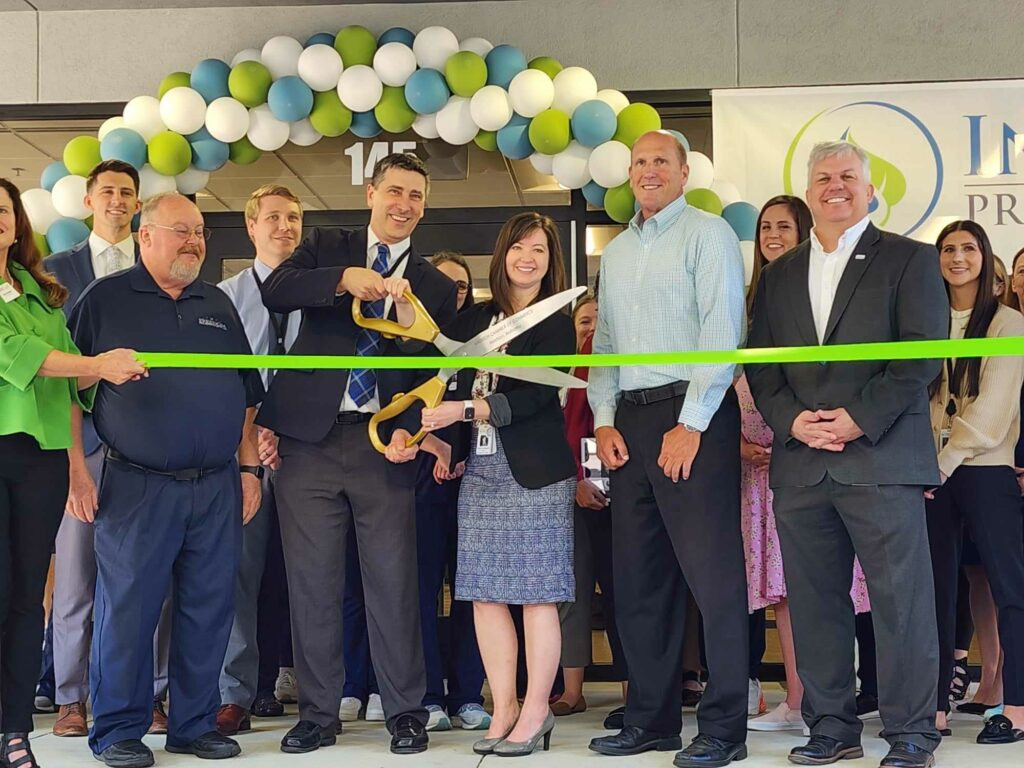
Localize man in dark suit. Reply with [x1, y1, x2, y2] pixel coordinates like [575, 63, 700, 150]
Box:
[747, 140, 948, 768]
[258, 152, 457, 756]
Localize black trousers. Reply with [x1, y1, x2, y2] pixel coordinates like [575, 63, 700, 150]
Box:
[926, 465, 1024, 710]
[611, 388, 749, 741]
[0, 433, 68, 732]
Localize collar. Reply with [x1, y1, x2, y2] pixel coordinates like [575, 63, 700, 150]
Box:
[127, 260, 206, 299]
[89, 231, 136, 261]
[7, 260, 46, 302]
[252, 256, 275, 282]
[629, 193, 688, 235]
[810, 215, 871, 255]
[367, 227, 411, 265]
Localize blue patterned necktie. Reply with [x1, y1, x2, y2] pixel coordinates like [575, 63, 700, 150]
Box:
[347, 243, 390, 407]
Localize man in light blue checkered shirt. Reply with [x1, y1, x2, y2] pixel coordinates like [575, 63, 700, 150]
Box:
[587, 131, 751, 768]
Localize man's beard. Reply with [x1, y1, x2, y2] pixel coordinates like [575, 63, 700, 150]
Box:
[170, 254, 201, 283]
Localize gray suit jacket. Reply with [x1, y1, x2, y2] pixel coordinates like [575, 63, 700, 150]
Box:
[746, 223, 949, 488]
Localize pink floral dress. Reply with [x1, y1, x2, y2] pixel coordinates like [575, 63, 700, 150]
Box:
[736, 374, 870, 614]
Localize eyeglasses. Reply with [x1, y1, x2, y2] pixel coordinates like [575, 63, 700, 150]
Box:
[454, 280, 470, 293]
[147, 223, 212, 241]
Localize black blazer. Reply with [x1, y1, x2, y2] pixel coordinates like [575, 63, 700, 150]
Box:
[746, 223, 949, 488]
[256, 227, 458, 450]
[442, 301, 576, 490]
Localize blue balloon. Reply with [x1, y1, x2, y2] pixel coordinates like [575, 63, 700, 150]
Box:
[378, 26, 415, 47]
[496, 113, 533, 160]
[667, 129, 690, 152]
[190, 58, 231, 103]
[350, 110, 382, 139]
[100, 127, 148, 170]
[46, 217, 90, 253]
[305, 32, 336, 47]
[582, 180, 607, 208]
[722, 201, 759, 242]
[570, 99, 617, 148]
[404, 68, 450, 115]
[187, 127, 230, 172]
[41, 161, 69, 191]
[131, 211, 141, 232]
[268, 76, 314, 122]
[485, 45, 526, 89]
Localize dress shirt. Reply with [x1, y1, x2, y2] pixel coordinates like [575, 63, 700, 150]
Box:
[807, 215, 871, 343]
[588, 194, 745, 432]
[88, 232, 135, 279]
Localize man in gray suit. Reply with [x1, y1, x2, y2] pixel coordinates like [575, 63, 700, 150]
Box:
[747, 141, 947, 768]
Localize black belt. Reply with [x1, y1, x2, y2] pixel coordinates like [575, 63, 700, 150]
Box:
[106, 449, 226, 481]
[335, 411, 373, 425]
[622, 380, 689, 406]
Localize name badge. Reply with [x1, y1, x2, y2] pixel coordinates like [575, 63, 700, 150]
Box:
[475, 423, 496, 456]
[0, 282, 20, 303]
[940, 428, 951, 450]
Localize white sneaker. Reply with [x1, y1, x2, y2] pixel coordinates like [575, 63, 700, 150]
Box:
[425, 705, 451, 731]
[748, 678, 766, 716]
[365, 693, 385, 722]
[275, 668, 298, 704]
[338, 696, 362, 722]
[455, 702, 492, 730]
[748, 701, 805, 731]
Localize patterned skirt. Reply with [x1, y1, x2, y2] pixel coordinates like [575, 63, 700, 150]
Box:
[455, 428, 575, 604]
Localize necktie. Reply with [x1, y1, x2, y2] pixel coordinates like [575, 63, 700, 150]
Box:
[101, 245, 122, 277]
[265, 311, 289, 387]
[347, 244, 390, 407]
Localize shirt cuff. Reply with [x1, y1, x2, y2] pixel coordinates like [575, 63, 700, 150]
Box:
[593, 405, 617, 430]
[1, 335, 52, 391]
[485, 393, 511, 427]
[677, 402, 712, 432]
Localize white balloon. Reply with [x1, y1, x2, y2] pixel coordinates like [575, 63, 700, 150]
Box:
[684, 151, 715, 191]
[508, 69, 554, 118]
[123, 96, 166, 141]
[710, 179, 742, 207]
[247, 105, 290, 151]
[588, 140, 631, 188]
[469, 85, 513, 131]
[373, 42, 417, 87]
[297, 44, 344, 92]
[412, 112, 440, 139]
[459, 36, 493, 57]
[740, 240, 755, 286]
[261, 35, 304, 80]
[231, 48, 262, 67]
[552, 141, 592, 189]
[336, 65, 383, 113]
[159, 87, 207, 136]
[434, 96, 478, 145]
[20, 188, 61, 234]
[51, 175, 90, 219]
[413, 26, 459, 71]
[288, 118, 323, 146]
[596, 88, 629, 115]
[175, 166, 210, 195]
[552, 66, 598, 115]
[139, 164, 178, 200]
[98, 116, 127, 141]
[205, 97, 250, 143]
[529, 152, 554, 175]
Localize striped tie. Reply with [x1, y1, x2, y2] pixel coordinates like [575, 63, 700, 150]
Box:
[347, 243, 390, 407]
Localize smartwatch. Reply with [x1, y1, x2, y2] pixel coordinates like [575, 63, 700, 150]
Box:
[462, 400, 476, 422]
[240, 465, 265, 479]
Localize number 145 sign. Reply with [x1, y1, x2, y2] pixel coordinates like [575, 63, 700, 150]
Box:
[344, 141, 418, 186]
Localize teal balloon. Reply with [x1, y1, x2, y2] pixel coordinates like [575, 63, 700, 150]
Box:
[187, 127, 230, 172]
[485, 45, 526, 89]
[350, 110, 382, 139]
[496, 113, 532, 160]
[404, 68, 449, 114]
[100, 127, 148, 170]
[378, 27, 415, 46]
[41, 161, 69, 191]
[305, 32, 336, 47]
[582, 180, 607, 208]
[190, 58, 231, 103]
[46, 218, 90, 253]
[722, 201, 759, 241]
[667, 129, 690, 152]
[570, 99, 617, 147]
[268, 76, 314, 122]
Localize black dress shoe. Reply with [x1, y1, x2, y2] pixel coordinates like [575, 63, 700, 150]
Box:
[603, 705, 626, 730]
[166, 730, 241, 759]
[589, 725, 683, 756]
[93, 739, 155, 768]
[977, 714, 1024, 744]
[252, 693, 285, 718]
[956, 701, 998, 716]
[280, 720, 337, 754]
[390, 714, 428, 754]
[674, 734, 747, 767]
[789, 735, 864, 765]
[879, 742, 934, 768]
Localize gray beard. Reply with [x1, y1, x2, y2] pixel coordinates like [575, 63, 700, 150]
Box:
[170, 257, 201, 284]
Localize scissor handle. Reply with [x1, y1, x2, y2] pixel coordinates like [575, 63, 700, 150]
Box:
[367, 376, 449, 454]
[351, 289, 440, 343]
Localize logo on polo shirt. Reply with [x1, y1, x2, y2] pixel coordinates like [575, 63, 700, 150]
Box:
[198, 316, 228, 331]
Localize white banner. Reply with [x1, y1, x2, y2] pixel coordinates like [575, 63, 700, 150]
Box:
[712, 80, 1024, 263]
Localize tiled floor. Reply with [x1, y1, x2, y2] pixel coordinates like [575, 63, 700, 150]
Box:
[27, 684, 1022, 767]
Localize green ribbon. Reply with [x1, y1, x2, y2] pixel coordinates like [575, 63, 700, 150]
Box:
[137, 336, 1024, 370]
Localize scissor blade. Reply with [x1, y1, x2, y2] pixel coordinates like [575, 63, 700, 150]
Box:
[451, 286, 587, 358]
[481, 365, 588, 389]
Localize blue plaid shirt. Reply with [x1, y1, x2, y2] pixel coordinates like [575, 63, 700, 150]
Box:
[588, 194, 745, 431]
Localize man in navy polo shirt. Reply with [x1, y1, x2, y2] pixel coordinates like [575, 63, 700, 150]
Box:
[69, 192, 264, 768]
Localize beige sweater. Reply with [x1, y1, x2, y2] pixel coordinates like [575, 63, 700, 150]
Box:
[930, 303, 1024, 478]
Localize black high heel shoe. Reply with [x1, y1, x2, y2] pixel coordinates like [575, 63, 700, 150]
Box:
[2, 733, 40, 768]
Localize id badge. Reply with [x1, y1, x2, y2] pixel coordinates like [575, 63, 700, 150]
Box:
[0, 282, 20, 303]
[940, 428, 951, 450]
[475, 423, 496, 456]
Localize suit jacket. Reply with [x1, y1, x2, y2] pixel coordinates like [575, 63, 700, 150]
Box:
[746, 223, 949, 488]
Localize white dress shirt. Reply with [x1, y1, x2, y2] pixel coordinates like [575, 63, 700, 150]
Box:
[807, 215, 871, 343]
[88, 232, 135, 279]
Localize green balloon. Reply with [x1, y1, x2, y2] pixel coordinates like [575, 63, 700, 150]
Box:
[147, 131, 192, 176]
[604, 181, 636, 223]
[528, 56, 563, 79]
[159, 71, 191, 98]
[63, 135, 102, 177]
[444, 51, 487, 98]
[612, 102, 662, 148]
[309, 90, 353, 137]
[474, 130, 498, 152]
[334, 25, 377, 67]
[528, 109, 571, 155]
[685, 187, 724, 216]
[34, 231, 51, 258]
[229, 136, 262, 165]
[374, 86, 416, 133]
[228, 60, 273, 108]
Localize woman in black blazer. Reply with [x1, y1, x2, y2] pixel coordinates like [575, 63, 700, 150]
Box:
[421, 212, 576, 757]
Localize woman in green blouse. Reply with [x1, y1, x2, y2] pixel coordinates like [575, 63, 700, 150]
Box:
[0, 178, 144, 768]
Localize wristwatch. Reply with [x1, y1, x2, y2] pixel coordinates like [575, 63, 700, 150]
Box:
[680, 422, 702, 434]
[239, 465, 265, 479]
[462, 400, 476, 422]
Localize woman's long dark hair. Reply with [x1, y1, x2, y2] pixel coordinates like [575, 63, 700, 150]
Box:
[488, 212, 566, 317]
[0, 177, 67, 308]
[745, 195, 813, 318]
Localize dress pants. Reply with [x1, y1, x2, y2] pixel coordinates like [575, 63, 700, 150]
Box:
[773, 477, 940, 752]
[926, 465, 1024, 710]
[341, 533, 378, 702]
[611, 388, 749, 742]
[89, 460, 241, 754]
[274, 422, 427, 733]
[254, 490, 292, 699]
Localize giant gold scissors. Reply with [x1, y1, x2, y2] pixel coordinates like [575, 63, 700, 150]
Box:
[353, 286, 588, 453]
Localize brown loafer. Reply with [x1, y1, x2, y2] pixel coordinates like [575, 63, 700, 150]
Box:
[217, 704, 253, 736]
[148, 700, 168, 735]
[550, 696, 587, 716]
[53, 701, 88, 737]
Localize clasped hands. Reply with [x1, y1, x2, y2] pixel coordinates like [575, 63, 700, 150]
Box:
[790, 407, 863, 452]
